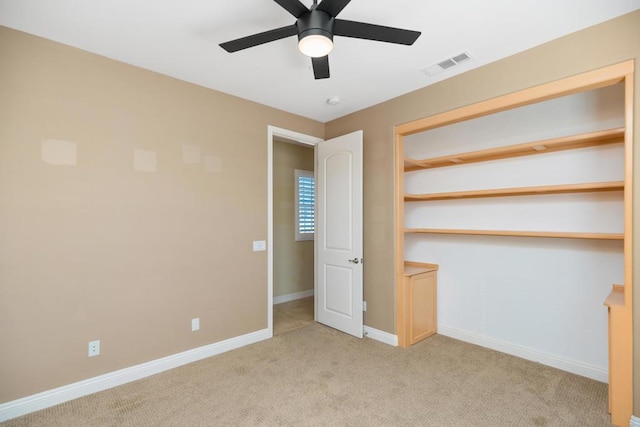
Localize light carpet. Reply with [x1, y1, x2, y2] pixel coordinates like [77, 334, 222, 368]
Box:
[2, 324, 611, 426]
[273, 297, 314, 336]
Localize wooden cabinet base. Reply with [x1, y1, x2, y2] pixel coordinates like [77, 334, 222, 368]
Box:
[604, 284, 632, 426]
[398, 262, 438, 348]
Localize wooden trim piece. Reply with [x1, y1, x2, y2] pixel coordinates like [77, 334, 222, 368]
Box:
[404, 181, 624, 202]
[396, 60, 634, 136]
[404, 228, 624, 240]
[623, 69, 634, 310]
[610, 65, 633, 427]
[394, 131, 408, 348]
[404, 128, 624, 171]
[609, 307, 633, 426]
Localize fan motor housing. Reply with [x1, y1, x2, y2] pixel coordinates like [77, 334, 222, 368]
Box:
[297, 9, 334, 42]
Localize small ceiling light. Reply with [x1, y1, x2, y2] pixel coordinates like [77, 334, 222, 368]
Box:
[298, 34, 333, 58]
[326, 97, 341, 106]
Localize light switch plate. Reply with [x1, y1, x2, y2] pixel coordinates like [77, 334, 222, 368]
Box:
[252, 240, 266, 251]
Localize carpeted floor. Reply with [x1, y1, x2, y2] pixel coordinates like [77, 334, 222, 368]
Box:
[2, 324, 612, 426]
[273, 296, 314, 336]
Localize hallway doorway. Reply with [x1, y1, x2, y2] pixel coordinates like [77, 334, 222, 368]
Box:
[267, 126, 322, 336]
[272, 138, 315, 335]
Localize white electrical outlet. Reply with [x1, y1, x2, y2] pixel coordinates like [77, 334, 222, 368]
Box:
[252, 240, 266, 251]
[88, 340, 100, 357]
[191, 318, 200, 331]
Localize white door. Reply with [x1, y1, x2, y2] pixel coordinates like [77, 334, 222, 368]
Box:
[316, 130, 363, 338]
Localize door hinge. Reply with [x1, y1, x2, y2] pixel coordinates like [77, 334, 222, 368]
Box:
[363, 301, 367, 312]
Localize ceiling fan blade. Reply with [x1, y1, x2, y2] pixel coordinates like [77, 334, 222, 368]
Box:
[273, 0, 309, 18]
[220, 25, 298, 53]
[316, 0, 351, 17]
[334, 19, 421, 45]
[312, 56, 330, 79]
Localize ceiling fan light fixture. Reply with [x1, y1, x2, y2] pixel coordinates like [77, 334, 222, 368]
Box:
[298, 34, 333, 57]
[219, 1, 422, 80]
[296, 9, 334, 58]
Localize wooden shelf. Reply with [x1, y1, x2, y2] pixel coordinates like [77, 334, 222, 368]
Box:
[404, 128, 624, 171]
[404, 158, 423, 170]
[403, 261, 438, 276]
[604, 284, 625, 308]
[404, 181, 624, 202]
[404, 228, 624, 240]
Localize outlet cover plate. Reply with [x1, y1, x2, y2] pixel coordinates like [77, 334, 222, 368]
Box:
[88, 340, 100, 357]
[192, 318, 200, 331]
[252, 240, 266, 251]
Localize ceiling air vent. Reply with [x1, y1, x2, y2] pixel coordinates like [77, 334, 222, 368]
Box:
[437, 58, 457, 70]
[452, 52, 471, 63]
[420, 51, 474, 77]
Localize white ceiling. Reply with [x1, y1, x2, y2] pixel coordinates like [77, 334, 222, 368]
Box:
[1, 0, 639, 122]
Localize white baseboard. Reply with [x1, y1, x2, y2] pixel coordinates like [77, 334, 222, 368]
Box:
[364, 326, 398, 346]
[0, 328, 271, 422]
[273, 289, 314, 305]
[437, 325, 607, 383]
[631, 415, 640, 427]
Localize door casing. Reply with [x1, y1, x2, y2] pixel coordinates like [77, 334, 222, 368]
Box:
[267, 126, 323, 336]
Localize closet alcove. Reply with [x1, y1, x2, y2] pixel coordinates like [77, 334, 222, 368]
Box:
[394, 61, 634, 425]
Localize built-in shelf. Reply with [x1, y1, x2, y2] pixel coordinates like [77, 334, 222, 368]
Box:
[404, 128, 624, 172]
[403, 158, 423, 170]
[403, 261, 438, 276]
[404, 228, 624, 240]
[404, 181, 624, 202]
[396, 62, 634, 423]
[604, 284, 625, 308]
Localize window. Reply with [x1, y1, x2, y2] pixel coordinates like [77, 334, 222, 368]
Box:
[295, 169, 314, 241]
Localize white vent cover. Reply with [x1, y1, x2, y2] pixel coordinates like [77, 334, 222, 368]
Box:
[420, 51, 474, 77]
[438, 58, 457, 69]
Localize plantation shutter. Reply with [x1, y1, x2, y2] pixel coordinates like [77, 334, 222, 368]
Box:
[295, 169, 315, 241]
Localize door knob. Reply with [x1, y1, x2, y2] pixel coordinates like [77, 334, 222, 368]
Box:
[348, 258, 360, 264]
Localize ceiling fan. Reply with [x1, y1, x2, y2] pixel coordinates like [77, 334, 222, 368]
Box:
[219, 0, 421, 80]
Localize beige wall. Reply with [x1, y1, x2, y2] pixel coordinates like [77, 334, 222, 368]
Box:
[273, 140, 314, 298]
[325, 10, 640, 414]
[0, 26, 323, 403]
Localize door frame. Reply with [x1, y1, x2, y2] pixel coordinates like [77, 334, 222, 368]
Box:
[267, 126, 323, 336]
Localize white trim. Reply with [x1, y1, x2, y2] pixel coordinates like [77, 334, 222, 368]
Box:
[363, 326, 398, 346]
[437, 325, 607, 383]
[267, 126, 323, 336]
[0, 328, 270, 422]
[631, 415, 640, 427]
[273, 289, 315, 305]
